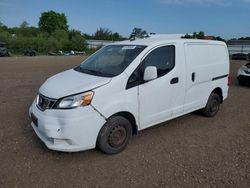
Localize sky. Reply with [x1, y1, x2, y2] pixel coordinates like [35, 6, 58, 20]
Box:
[0, 0, 250, 39]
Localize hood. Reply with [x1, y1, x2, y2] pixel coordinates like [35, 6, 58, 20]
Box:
[39, 69, 111, 99]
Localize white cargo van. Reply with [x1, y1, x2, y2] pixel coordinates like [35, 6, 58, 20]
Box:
[29, 36, 230, 154]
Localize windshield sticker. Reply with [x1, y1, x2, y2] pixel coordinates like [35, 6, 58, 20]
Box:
[122, 46, 137, 50]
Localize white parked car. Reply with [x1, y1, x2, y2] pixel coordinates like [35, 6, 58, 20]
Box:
[29, 36, 230, 154]
[237, 62, 250, 85]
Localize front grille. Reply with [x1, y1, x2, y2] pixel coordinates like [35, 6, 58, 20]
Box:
[37, 94, 57, 111]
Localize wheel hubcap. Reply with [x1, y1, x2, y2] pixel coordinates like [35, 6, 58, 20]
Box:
[210, 99, 219, 113]
[108, 126, 127, 148]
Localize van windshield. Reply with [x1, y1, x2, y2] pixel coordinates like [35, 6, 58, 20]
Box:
[75, 45, 146, 77]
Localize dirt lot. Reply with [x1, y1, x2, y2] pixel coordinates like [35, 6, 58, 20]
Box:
[0, 56, 249, 187]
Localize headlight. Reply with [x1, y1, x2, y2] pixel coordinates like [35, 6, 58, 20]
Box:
[55, 91, 94, 109]
[35, 94, 39, 105]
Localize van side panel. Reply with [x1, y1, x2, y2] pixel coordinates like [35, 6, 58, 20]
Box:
[184, 43, 229, 113]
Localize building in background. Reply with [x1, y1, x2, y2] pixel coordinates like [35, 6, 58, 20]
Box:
[86, 34, 185, 49]
[86, 38, 250, 58]
[86, 40, 115, 49]
[227, 40, 250, 55]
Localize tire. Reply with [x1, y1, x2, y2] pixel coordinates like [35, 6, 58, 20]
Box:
[202, 93, 221, 117]
[97, 116, 132, 154]
[238, 78, 245, 86]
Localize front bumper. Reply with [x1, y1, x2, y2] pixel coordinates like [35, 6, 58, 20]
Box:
[29, 101, 106, 152]
[237, 75, 250, 84]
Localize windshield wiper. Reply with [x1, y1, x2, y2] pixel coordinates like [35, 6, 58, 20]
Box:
[78, 67, 114, 77]
[82, 68, 101, 74]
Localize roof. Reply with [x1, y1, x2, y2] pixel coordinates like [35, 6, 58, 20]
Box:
[115, 34, 182, 46]
[227, 40, 250, 46]
[114, 34, 225, 46]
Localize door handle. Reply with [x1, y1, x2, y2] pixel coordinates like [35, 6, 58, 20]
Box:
[170, 77, 179, 84]
[192, 72, 195, 82]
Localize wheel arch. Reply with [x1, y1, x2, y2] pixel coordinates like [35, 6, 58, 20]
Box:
[212, 87, 223, 104]
[108, 111, 138, 135]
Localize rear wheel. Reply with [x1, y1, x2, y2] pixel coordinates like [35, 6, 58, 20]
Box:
[97, 116, 132, 154]
[202, 93, 221, 117]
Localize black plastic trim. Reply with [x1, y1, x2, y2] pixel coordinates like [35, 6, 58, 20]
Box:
[212, 74, 228, 81]
[126, 64, 144, 90]
[170, 77, 179, 84]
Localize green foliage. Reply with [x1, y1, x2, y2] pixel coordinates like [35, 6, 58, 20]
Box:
[84, 48, 97, 55]
[0, 10, 127, 55]
[94, 28, 111, 40]
[9, 27, 40, 38]
[196, 31, 205, 39]
[68, 29, 81, 40]
[20, 21, 29, 28]
[238, 37, 250, 40]
[182, 33, 193, 39]
[52, 29, 68, 41]
[0, 26, 86, 54]
[129, 27, 148, 39]
[69, 34, 85, 51]
[182, 32, 226, 42]
[182, 31, 205, 39]
[214, 36, 226, 42]
[112, 32, 120, 41]
[92, 28, 124, 41]
[38, 10, 68, 34]
[0, 31, 12, 43]
[0, 22, 8, 32]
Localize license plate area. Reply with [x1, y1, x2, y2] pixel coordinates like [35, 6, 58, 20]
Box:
[31, 113, 38, 127]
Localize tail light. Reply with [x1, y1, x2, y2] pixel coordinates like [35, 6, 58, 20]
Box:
[228, 74, 231, 86]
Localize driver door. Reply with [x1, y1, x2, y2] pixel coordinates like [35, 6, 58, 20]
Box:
[138, 44, 183, 129]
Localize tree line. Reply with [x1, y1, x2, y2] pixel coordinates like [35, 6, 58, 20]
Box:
[182, 31, 226, 41]
[0, 10, 249, 55]
[0, 11, 128, 54]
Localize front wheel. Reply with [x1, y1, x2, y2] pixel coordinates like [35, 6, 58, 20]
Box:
[202, 93, 221, 117]
[97, 116, 132, 154]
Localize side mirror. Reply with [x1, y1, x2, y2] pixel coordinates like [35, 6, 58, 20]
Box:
[143, 66, 158, 81]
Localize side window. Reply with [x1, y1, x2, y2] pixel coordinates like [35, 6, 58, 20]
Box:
[126, 45, 175, 90]
[144, 45, 175, 77]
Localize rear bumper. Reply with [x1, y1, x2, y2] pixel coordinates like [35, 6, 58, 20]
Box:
[29, 101, 106, 152]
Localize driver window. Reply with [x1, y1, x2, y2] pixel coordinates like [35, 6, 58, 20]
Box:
[144, 45, 175, 77]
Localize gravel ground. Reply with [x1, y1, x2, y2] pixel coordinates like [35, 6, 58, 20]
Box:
[0, 56, 249, 188]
